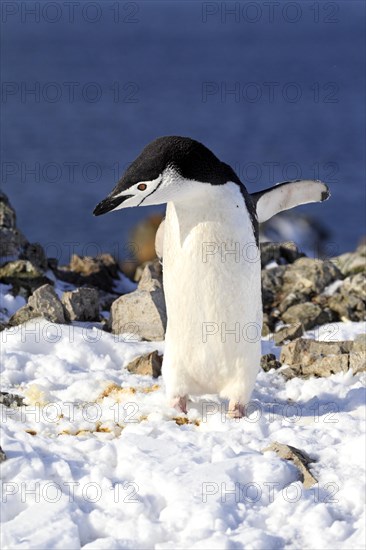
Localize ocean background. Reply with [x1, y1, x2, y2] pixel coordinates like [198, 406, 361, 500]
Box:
[2, 0, 365, 263]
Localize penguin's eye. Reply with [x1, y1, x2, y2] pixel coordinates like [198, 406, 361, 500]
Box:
[137, 183, 147, 191]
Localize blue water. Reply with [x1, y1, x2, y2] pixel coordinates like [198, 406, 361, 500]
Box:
[2, 0, 365, 262]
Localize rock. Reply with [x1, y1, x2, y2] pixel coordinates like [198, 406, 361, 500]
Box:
[278, 291, 309, 314]
[262, 442, 317, 489]
[349, 351, 366, 374]
[261, 313, 274, 337]
[349, 335, 366, 373]
[62, 287, 99, 322]
[0, 228, 27, 260]
[353, 333, 366, 353]
[55, 254, 120, 293]
[260, 241, 304, 268]
[0, 192, 28, 260]
[0, 192, 16, 228]
[20, 242, 47, 270]
[98, 290, 121, 312]
[110, 261, 166, 341]
[283, 355, 350, 379]
[8, 304, 39, 326]
[331, 244, 366, 276]
[0, 260, 51, 296]
[282, 257, 342, 300]
[137, 259, 163, 291]
[328, 273, 366, 322]
[70, 253, 118, 278]
[0, 446, 6, 463]
[0, 259, 43, 280]
[273, 323, 303, 345]
[281, 302, 333, 330]
[126, 351, 163, 378]
[0, 391, 25, 407]
[280, 338, 353, 366]
[260, 354, 282, 372]
[280, 338, 365, 379]
[110, 287, 166, 341]
[27, 284, 67, 324]
[261, 266, 286, 312]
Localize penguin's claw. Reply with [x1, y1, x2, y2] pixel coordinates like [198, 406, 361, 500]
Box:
[171, 396, 188, 414]
[228, 401, 245, 418]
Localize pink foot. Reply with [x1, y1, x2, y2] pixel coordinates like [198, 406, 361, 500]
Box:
[171, 395, 188, 414]
[228, 401, 245, 418]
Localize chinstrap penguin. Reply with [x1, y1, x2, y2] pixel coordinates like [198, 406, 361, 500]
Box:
[94, 136, 330, 418]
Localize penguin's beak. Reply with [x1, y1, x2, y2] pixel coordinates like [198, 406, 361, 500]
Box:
[93, 194, 134, 216]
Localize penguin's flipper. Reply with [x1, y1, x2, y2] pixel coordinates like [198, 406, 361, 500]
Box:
[155, 218, 165, 261]
[251, 180, 330, 224]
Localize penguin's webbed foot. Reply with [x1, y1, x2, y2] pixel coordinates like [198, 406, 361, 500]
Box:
[228, 401, 245, 419]
[171, 395, 188, 414]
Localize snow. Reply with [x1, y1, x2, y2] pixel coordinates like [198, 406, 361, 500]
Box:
[1, 290, 365, 549]
[0, 284, 26, 323]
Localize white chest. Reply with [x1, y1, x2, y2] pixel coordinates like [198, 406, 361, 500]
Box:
[163, 183, 262, 337]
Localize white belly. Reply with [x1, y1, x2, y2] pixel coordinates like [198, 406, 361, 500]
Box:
[162, 183, 262, 403]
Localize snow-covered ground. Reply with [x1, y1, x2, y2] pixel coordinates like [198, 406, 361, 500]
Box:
[1, 284, 365, 549]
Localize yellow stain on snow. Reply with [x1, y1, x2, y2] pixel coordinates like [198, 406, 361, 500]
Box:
[173, 417, 201, 427]
[97, 382, 160, 402]
[23, 384, 49, 406]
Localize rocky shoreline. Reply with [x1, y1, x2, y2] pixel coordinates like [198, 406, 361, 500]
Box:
[1, 191, 365, 376]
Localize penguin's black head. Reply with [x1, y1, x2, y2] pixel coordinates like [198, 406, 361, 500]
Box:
[93, 136, 241, 215]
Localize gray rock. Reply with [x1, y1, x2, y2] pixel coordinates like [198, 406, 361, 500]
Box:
[55, 254, 120, 293]
[28, 284, 67, 324]
[280, 338, 353, 367]
[281, 302, 332, 330]
[62, 287, 99, 322]
[278, 291, 309, 314]
[0, 259, 43, 280]
[0, 193, 16, 228]
[0, 446, 6, 463]
[0, 259, 51, 296]
[349, 335, 366, 373]
[138, 259, 163, 291]
[261, 313, 275, 337]
[260, 354, 282, 372]
[0, 228, 28, 259]
[328, 273, 366, 322]
[280, 338, 365, 379]
[353, 333, 366, 353]
[262, 442, 317, 489]
[273, 323, 303, 345]
[0, 192, 28, 259]
[331, 244, 366, 276]
[98, 290, 121, 312]
[8, 305, 39, 327]
[261, 265, 286, 311]
[110, 287, 166, 341]
[349, 351, 366, 374]
[0, 391, 25, 407]
[110, 261, 166, 341]
[282, 257, 342, 299]
[126, 351, 163, 378]
[281, 354, 352, 379]
[20, 242, 47, 270]
[260, 241, 304, 268]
